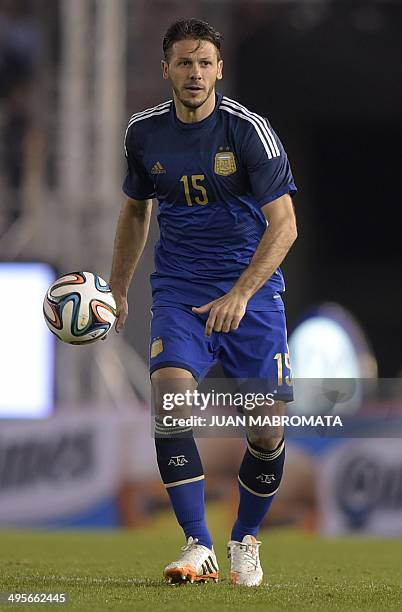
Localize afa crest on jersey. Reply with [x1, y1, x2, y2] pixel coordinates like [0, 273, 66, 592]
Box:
[214, 151, 237, 176]
[151, 337, 164, 358]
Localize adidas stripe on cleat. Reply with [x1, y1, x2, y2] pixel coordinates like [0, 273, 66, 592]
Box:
[163, 537, 219, 584]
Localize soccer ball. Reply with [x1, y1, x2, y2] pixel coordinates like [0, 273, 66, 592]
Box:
[43, 271, 117, 344]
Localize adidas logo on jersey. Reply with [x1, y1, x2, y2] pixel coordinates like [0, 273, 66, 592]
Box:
[151, 161, 166, 174]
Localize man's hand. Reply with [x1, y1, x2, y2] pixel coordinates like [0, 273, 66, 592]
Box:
[192, 289, 249, 336]
[109, 197, 152, 335]
[112, 292, 128, 333]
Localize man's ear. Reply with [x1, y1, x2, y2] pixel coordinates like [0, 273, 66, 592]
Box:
[161, 59, 169, 80]
[217, 59, 223, 80]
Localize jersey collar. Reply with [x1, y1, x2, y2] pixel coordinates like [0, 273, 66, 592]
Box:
[171, 92, 223, 130]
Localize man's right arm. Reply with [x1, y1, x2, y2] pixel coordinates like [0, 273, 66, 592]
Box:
[109, 197, 152, 332]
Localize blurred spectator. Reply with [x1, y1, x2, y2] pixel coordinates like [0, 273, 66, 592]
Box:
[0, 0, 39, 227]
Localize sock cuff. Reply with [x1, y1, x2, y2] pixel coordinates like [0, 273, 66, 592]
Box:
[154, 416, 193, 438]
[246, 436, 285, 461]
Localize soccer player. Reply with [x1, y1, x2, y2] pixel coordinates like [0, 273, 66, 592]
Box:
[110, 18, 297, 587]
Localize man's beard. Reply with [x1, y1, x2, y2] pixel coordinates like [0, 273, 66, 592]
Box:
[174, 84, 215, 110]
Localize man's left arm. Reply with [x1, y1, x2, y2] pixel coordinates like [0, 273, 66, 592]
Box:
[192, 193, 297, 335]
[235, 193, 297, 298]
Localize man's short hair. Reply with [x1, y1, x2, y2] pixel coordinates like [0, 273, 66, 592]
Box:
[163, 18, 223, 61]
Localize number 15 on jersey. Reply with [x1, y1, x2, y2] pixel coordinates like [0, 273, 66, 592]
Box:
[180, 174, 209, 206]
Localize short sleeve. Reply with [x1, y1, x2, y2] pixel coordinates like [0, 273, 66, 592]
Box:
[122, 123, 156, 200]
[243, 120, 297, 207]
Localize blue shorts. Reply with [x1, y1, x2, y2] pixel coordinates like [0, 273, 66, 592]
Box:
[149, 301, 293, 402]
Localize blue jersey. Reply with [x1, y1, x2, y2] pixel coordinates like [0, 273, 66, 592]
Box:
[123, 94, 297, 310]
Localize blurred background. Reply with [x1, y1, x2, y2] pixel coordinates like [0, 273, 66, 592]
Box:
[0, 0, 401, 535]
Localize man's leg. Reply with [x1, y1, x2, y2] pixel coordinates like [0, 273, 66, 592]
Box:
[219, 307, 291, 585]
[231, 401, 285, 541]
[226, 402, 285, 586]
[152, 367, 213, 549]
[149, 304, 220, 581]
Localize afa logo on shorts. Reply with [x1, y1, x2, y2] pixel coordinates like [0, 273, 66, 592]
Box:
[214, 150, 237, 176]
[151, 337, 164, 358]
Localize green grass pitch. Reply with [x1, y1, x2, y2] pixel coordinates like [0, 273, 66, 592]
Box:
[0, 504, 400, 611]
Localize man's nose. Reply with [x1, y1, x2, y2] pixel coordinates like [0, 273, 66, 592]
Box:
[189, 63, 202, 79]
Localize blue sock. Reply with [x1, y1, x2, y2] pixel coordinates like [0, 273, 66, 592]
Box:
[155, 430, 212, 550]
[231, 437, 285, 542]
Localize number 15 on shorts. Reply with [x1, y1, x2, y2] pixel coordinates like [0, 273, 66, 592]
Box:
[274, 352, 292, 386]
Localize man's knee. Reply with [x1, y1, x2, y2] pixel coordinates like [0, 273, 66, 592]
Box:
[246, 400, 285, 450]
[151, 367, 196, 418]
[247, 430, 284, 451]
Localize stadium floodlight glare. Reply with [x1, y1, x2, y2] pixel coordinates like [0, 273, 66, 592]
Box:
[288, 303, 377, 416]
[0, 262, 55, 418]
[290, 316, 360, 379]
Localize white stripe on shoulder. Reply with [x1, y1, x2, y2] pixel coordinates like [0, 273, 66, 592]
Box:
[128, 106, 170, 129]
[127, 100, 172, 124]
[220, 104, 274, 160]
[124, 104, 171, 155]
[222, 96, 280, 157]
[221, 96, 280, 158]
